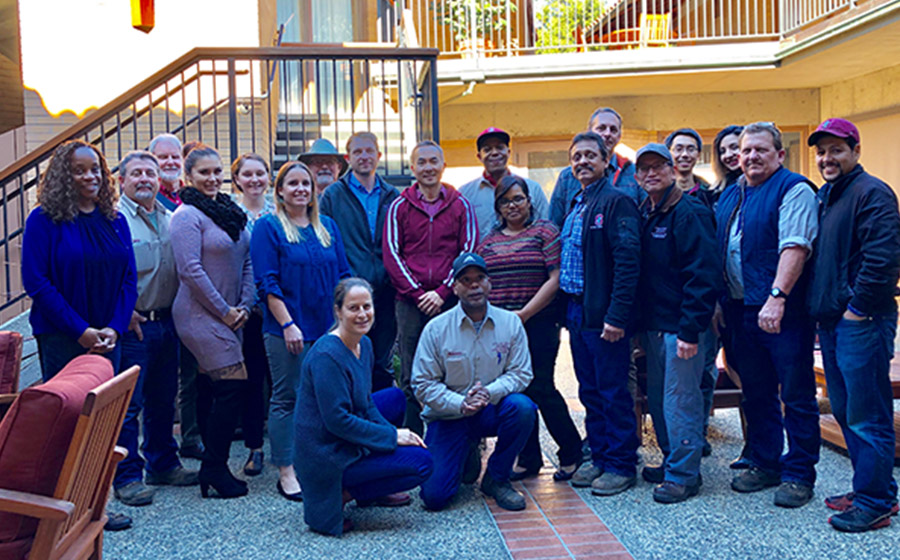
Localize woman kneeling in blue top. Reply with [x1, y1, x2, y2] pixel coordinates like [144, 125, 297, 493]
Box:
[294, 278, 434, 536]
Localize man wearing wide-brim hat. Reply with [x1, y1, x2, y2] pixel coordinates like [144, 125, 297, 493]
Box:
[297, 138, 349, 196]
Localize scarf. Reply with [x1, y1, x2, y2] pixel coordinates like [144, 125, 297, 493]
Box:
[179, 187, 248, 242]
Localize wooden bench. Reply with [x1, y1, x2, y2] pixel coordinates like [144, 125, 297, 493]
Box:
[634, 348, 742, 437]
[814, 351, 900, 458]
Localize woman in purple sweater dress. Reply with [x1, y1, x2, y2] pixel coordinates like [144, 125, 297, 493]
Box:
[170, 144, 254, 499]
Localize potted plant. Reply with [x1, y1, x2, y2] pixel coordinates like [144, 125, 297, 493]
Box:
[434, 0, 518, 56]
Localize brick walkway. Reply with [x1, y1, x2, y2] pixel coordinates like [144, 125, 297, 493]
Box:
[487, 470, 634, 560]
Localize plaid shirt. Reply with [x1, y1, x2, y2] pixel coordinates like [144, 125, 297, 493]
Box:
[559, 191, 586, 295]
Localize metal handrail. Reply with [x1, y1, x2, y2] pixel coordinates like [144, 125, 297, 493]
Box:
[0, 46, 439, 183]
[0, 45, 440, 316]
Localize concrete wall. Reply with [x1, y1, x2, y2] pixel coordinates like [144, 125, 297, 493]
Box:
[819, 64, 900, 191]
[440, 88, 820, 148]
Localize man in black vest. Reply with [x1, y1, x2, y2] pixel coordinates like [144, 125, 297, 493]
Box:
[714, 122, 820, 508]
[319, 132, 400, 392]
[807, 118, 900, 532]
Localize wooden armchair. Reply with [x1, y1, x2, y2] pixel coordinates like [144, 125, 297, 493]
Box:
[0, 356, 138, 560]
[0, 332, 24, 420]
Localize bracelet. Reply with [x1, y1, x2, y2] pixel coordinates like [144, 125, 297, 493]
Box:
[280, 320, 295, 330]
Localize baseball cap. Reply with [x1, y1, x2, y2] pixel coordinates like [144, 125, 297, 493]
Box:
[635, 143, 674, 166]
[807, 118, 860, 146]
[477, 127, 511, 150]
[452, 252, 488, 280]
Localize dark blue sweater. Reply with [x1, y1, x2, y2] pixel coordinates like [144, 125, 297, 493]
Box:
[294, 335, 397, 536]
[319, 175, 400, 291]
[22, 207, 137, 340]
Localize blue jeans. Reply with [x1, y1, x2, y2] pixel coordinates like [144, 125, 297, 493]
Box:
[819, 314, 898, 515]
[420, 393, 537, 511]
[372, 387, 406, 428]
[699, 327, 720, 440]
[643, 331, 705, 486]
[724, 301, 820, 485]
[264, 333, 309, 467]
[114, 318, 182, 488]
[343, 387, 433, 500]
[36, 331, 121, 381]
[566, 300, 638, 476]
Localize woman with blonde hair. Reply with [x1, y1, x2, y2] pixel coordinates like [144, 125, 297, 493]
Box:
[22, 139, 137, 380]
[250, 160, 350, 501]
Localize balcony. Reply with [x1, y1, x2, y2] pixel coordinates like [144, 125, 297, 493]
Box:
[394, 0, 890, 57]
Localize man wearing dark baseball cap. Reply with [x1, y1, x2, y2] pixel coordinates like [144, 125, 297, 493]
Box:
[411, 251, 537, 512]
[806, 118, 900, 532]
[632, 143, 719, 503]
[460, 127, 550, 241]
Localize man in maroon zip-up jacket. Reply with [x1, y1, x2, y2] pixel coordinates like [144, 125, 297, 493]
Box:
[383, 140, 478, 434]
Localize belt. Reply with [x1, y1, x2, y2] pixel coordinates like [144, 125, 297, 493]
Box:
[140, 307, 172, 322]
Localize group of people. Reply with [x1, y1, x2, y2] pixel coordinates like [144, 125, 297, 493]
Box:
[20, 104, 899, 536]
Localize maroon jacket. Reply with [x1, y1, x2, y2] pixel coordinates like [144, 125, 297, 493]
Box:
[382, 183, 478, 303]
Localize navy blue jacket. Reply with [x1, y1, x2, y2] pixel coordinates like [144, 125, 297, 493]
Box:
[581, 176, 642, 331]
[639, 185, 720, 343]
[808, 165, 900, 326]
[319, 174, 400, 292]
[716, 166, 814, 310]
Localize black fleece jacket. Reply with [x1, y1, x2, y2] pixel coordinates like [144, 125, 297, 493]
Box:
[807, 165, 900, 326]
[581, 176, 642, 331]
[637, 185, 721, 343]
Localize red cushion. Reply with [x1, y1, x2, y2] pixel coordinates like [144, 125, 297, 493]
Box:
[0, 355, 113, 546]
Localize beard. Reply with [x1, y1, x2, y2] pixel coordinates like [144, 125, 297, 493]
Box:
[159, 170, 182, 184]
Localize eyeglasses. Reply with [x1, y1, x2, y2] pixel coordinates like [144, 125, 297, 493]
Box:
[498, 195, 528, 208]
[635, 162, 671, 175]
[671, 145, 698, 155]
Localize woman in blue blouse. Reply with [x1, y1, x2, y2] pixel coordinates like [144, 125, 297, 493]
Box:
[295, 278, 432, 536]
[22, 140, 137, 380]
[250, 160, 351, 501]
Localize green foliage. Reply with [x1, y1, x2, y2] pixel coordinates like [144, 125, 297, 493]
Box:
[535, 0, 609, 53]
[434, 0, 518, 43]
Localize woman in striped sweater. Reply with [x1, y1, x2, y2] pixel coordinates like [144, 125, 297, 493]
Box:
[477, 175, 582, 482]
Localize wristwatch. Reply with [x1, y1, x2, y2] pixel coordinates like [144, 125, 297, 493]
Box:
[770, 287, 789, 299]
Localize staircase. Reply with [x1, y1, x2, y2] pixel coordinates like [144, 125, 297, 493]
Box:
[0, 46, 439, 321]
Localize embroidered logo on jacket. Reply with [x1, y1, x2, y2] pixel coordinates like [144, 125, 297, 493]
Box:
[651, 226, 667, 239]
[590, 213, 604, 229]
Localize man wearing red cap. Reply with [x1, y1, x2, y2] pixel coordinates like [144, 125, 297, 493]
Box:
[460, 127, 549, 241]
[807, 118, 900, 532]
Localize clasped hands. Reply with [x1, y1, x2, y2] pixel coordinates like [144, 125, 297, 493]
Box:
[417, 290, 444, 317]
[78, 327, 117, 354]
[224, 306, 250, 331]
[460, 381, 491, 416]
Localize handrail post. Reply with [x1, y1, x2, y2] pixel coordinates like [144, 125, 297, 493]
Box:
[227, 58, 239, 164]
[469, 0, 479, 58]
[431, 56, 440, 143]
